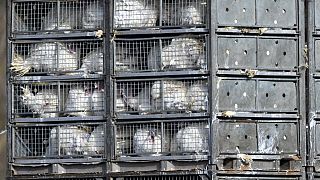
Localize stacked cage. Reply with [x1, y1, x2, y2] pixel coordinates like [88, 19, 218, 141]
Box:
[211, 0, 306, 179]
[7, 0, 106, 178]
[108, 0, 210, 177]
[308, 0, 320, 179]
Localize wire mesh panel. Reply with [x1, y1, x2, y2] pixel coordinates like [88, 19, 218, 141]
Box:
[218, 78, 298, 113]
[12, 80, 105, 119]
[114, 36, 207, 74]
[12, 123, 105, 159]
[115, 120, 209, 158]
[217, 36, 298, 71]
[115, 78, 208, 116]
[217, 176, 301, 180]
[11, 40, 103, 76]
[112, 175, 207, 180]
[113, 0, 207, 29]
[11, 178, 105, 180]
[12, 0, 104, 34]
[216, 0, 298, 28]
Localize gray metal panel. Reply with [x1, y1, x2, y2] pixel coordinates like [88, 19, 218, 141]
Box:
[217, 0, 255, 26]
[257, 39, 298, 69]
[315, 1, 320, 30]
[218, 122, 257, 154]
[315, 40, 320, 70]
[218, 79, 256, 111]
[217, 37, 256, 69]
[257, 81, 297, 112]
[257, 123, 298, 154]
[256, 0, 297, 27]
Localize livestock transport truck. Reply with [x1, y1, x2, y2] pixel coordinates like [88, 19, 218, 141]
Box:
[5, 0, 318, 179]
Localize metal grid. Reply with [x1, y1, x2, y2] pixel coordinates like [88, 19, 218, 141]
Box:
[216, 176, 301, 180]
[115, 78, 208, 115]
[10, 178, 105, 180]
[12, 123, 105, 159]
[115, 120, 209, 157]
[114, 36, 207, 73]
[12, 0, 104, 34]
[217, 78, 298, 113]
[12, 80, 104, 118]
[114, 0, 207, 29]
[112, 175, 206, 180]
[217, 36, 298, 71]
[11, 40, 103, 76]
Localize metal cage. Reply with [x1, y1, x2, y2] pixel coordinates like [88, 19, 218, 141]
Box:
[114, 120, 209, 158]
[10, 39, 103, 76]
[114, 35, 207, 75]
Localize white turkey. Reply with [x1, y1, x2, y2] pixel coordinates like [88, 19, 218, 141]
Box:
[82, 2, 104, 29]
[47, 126, 90, 156]
[147, 38, 203, 70]
[87, 125, 105, 155]
[114, 0, 158, 28]
[151, 80, 188, 111]
[14, 14, 28, 32]
[91, 85, 105, 116]
[79, 47, 104, 74]
[133, 128, 162, 155]
[42, 5, 80, 32]
[166, 0, 205, 26]
[115, 45, 137, 72]
[11, 42, 78, 76]
[175, 125, 208, 153]
[186, 81, 208, 111]
[122, 86, 152, 113]
[20, 86, 59, 118]
[64, 86, 93, 117]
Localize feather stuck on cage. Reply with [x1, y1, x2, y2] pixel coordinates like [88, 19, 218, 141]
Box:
[151, 81, 188, 111]
[83, 2, 104, 29]
[166, 0, 205, 26]
[79, 48, 104, 74]
[186, 81, 208, 111]
[87, 125, 104, 155]
[47, 126, 90, 156]
[64, 86, 92, 117]
[20, 86, 58, 118]
[91, 86, 105, 116]
[11, 42, 78, 76]
[175, 125, 208, 153]
[133, 128, 162, 155]
[147, 38, 204, 70]
[114, 0, 158, 28]
[42, 5, 80, 32]
[122, 86, 152, 113]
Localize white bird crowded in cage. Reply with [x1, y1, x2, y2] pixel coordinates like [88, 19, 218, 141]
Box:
[186, 81, 208, 111]
[147, 37, 204, 70]
[64, 86, 93, 117]
[14, 14, 28, 32]
[115, 45, 137, 72]
[11, 42, 78, 76]
[122, 86, 152, 114]
[175, 125, 208, 153]
[87, 125, 105, 155]
[133, 128, 162, 155]
[20, 86, 59, 118]
[83, 2, 104, 29]
[114, 0, 158, 28]
[42, 5, 81, 32]
[47, 126, 90, 156]
[91, 84, 105, 116]
[151, 80, 188, 111]
[79, 47, 104, 75]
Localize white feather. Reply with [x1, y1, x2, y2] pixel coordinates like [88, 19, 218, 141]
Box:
[175, 125, 208, 153]
[83, 2, 104, 29]
[47, 126, 90, 156]
[87, 125, 105, 155]
[148, 38, 203, 70]
[186, 81, 208, 111]
[79, 48, 104, 74]
[64, 87, 92, 117]
[133, 128, 162, 155]
[116, 98, 126, 112]
[114, 0, 158, 28]
[20, 86, 59, 118]
[151, 81, 188, 111]
[91, 88, 105, 116]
